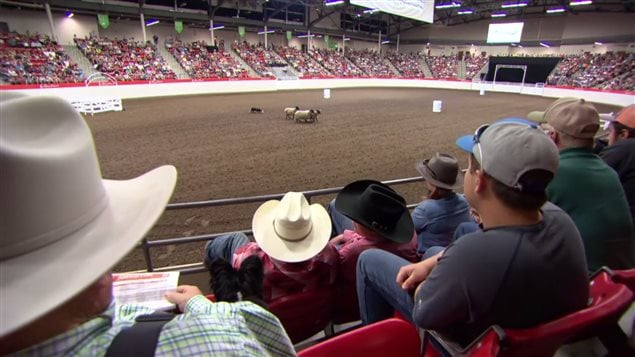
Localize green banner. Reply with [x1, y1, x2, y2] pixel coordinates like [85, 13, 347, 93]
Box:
[175, 20, 183, 34]
[286, 30, 292, 41]
[324, 35, 329, 44]
[238, 26, 245, 38]
[97, 14, 109, 29]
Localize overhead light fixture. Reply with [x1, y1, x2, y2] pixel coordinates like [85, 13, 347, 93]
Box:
[65, 10, 74, 18]
[145, 19, 159, 27]
[491, 12, 507, 17]
[297, 33, 315, 38]
[343, 37, 350, 41]
[594, 41, 603, 45]
[381, 40, 390, 44]
[363, 9, 379, 14]
[457, 10, 473, 15]
[501, 2, 527, 8]
[540, 42, 550, 48]
[258, 29, 275, 35]
[324, 0, 344, 6]
[570, 0, 592, 5]
[546, 8, 566, 13]
[209, 24, 224, 30]
[436, 2, 461, 10]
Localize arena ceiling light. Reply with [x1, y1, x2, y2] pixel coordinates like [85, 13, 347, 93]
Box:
[257, 29, 275, 34]
[570, 0, 592, 5]
[546, 7, 566, 13]
[457, 9, 473, 15]
[363, 9, 380, 14]
[297, 33, 315, 38]
[209, 24, 224, 30]
[540, 42, 550, 47]
[65, 10, 74, 18]
[324, 0, 344, 6]
[594, 41, 603, 45]
[501, 2, 528, 8]
[436, 2, 461, 9]
[145, 19, 160, 27]
[491, 12, 507, 17]
[381, 40, 390, 44]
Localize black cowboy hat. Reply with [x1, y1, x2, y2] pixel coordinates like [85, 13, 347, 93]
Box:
[334, 180, 414, 244]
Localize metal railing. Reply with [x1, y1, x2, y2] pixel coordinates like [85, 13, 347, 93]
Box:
[140, 176, 425, 275]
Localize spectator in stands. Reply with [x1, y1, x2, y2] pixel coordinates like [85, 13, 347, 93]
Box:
[328, 180, 418, 322]
[601, 105, 635, 226]
[356, 120, 589, 348]
[204, 192, 338, 303]
[0, 93, 295, 356]
[412, 153, 471, 258]
[529, 97, 634, 271]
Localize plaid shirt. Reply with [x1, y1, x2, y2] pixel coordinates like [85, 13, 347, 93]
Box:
[11, 295, 296, 357]
[233, 243, 339, 302]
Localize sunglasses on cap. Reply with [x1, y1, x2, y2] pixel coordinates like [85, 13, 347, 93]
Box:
[472, 120, 539, 169]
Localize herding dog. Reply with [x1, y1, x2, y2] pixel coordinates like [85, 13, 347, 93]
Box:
[250, 107, 264, 113]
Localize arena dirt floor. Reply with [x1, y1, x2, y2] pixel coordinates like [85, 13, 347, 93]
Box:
[88, 88, 620, 273]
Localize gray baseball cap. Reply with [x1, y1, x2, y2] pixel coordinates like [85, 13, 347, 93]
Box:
[456, 119, 559, 192]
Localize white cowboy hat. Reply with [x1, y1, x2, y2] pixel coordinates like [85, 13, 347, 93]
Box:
[0, 94, 177, 337]
[252, 192, 331, 263]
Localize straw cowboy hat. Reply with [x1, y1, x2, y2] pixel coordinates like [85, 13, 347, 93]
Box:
[252, 192, 331, 263]
[0, 94, 177, 337]
[415, 153, 463, 190]
[334, 180, 414, 244]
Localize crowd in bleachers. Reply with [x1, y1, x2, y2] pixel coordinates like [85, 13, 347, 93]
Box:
[464, 53, 488, 80]
[274, 46, 331, 77]
[167, 39, 249, 79]
[345, 49, 393, 77]
[548, 52, 634, 91]
[425, 54, 459, 79]
[74, 35, 176, 81]
[231, 41, 287, 78]
[312, 48, 365, 77]
[385, 51, 426, 78]
[0, 31, 83, 84]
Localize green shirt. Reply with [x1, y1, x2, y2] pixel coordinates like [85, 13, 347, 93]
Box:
[12, 295, 296, 356]
[547, 147, 634, 272]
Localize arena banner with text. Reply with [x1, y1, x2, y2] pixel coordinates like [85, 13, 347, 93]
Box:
[175, 20, 183, 34]
[287, 31, 292, 41]
[98, 14, 109, 29]
[238, 26, 245, 38]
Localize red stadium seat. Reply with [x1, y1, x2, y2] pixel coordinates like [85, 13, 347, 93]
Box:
[608, 268, 635, 292]
[297, 318, 421, 357]
[422, 269, 634, 357]
[268, 288, 335, 344]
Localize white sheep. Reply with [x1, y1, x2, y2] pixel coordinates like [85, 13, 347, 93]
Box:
[284, 106, 300, 120]
[294, 109, 320, 123]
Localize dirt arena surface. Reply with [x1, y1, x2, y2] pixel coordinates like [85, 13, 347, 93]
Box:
[87, 88, 620, 272]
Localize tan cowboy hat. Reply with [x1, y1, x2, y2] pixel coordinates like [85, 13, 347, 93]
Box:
[0, 94, 177, 337]
[415, 153, 463, 190]
[252, 192, 331, 263]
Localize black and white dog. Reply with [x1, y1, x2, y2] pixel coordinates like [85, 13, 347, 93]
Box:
[250, 107, 264, 113]
[208, 256, 268, 310]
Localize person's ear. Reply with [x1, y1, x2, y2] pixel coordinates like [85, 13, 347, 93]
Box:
[473, 169, 487, 194]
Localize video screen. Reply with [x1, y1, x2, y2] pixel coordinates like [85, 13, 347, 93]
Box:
[486, 22, 524, 44]
[349, 0, 434, 23]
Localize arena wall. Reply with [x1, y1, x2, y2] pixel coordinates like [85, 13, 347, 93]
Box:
[4, 78, 632, 107]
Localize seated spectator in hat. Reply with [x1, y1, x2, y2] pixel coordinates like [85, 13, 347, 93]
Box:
[328, 180, 418, 322]
[601, 105, 635, 227]
[529, 98, 634, 271]
[204, 192, 338, 303]
[356, 119, 589, 348]
[412, 153, 471, 259]
[0, 93, 295, 356]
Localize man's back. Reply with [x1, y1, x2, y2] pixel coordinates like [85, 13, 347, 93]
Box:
[547, 147, 634, 271]
[601, 138, 635, 225]
[15, 297, 295, 356]
[412, 193, 471, 254]
[413, 203, 589, 347]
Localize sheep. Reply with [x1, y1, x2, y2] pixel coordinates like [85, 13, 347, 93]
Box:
[284, 106, 300, 120]
[294, 109, 320, 123]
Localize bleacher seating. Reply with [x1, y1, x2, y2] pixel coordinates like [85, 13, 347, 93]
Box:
[0, 31, 84, 84]
[386, 51, 426, 78]
[465, 54, 489, 80]
[548, 52, 634, 91]
[345, 48, 393, 77]
[231, 41, 286, 78]
[167, 40, 249, 79]
[426, 54, 459, 79]
[74, 36, 176, 82]
[312, 48, 365, 77]
[274, 46, 332, 78]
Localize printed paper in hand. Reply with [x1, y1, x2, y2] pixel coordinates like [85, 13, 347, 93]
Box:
[112, 272, 180, 311]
